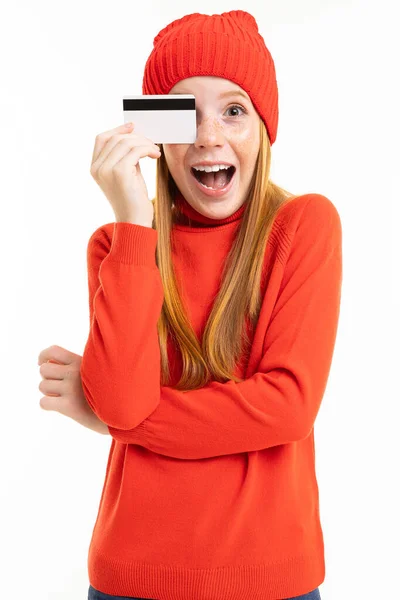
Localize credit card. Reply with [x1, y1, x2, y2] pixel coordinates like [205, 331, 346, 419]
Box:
[122, 94, 196, 144]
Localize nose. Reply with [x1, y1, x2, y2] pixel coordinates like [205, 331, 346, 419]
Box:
[194, 116, 225, 148]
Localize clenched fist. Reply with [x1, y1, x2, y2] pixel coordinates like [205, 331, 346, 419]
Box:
[38, 345, 109, 435]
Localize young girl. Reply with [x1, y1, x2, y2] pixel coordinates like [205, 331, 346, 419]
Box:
[39, 10, 342, 600]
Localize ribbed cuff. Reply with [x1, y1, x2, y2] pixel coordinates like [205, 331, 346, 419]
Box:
[108, 420, 148, 444]
[107, 222, 158, 266]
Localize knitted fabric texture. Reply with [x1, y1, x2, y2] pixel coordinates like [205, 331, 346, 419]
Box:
[142, 10, 279, 145]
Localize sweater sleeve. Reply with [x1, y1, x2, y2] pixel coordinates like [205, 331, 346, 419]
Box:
[80, 221, 164, 428]
[81, 195, 342, 460]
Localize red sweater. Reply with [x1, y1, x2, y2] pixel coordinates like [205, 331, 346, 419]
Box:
[81, 190, 342, 599]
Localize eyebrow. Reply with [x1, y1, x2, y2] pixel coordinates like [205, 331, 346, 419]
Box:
[218, 90, 249, 101]
[174, 89, 250, 101]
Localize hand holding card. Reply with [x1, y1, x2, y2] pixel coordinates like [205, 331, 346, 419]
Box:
[89, 122, 160, 226]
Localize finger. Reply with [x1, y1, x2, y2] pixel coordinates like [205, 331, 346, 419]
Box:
[95, 137, 160, 177]
[91, 122, 134, 167]
[111, 144, 162, 175]
[39, 361, 65, 380]
[39, 395, 64, 411]
[39, 376, 64, 398]
[37, 344, 74, 366]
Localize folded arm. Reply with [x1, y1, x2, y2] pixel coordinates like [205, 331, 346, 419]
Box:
[81, 195, 342, 459]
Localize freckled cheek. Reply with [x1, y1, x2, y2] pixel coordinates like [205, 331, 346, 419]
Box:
[234, 135, 257, 165]
[230, 130, 260, 181]
[164, 149, 186, 177]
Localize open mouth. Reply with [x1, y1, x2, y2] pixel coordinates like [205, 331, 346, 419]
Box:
[190, 166, 236, 190]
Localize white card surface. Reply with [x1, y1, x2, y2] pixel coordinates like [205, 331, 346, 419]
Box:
[123, 94, 197, 144]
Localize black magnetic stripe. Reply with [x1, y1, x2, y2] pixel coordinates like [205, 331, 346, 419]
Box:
[123, 98, 195, 111]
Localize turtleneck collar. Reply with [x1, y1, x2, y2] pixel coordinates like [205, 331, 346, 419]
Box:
[173, 189, 246, 229]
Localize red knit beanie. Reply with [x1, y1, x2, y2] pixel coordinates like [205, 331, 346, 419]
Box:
[142, 10, 279, 145]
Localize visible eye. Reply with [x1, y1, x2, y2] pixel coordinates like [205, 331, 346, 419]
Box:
[225, 104, 247, 117]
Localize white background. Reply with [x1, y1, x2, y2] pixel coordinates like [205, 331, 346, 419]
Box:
[1, 0, 399, 598]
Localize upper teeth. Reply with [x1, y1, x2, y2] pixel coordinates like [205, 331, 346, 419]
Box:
[192, 164, 231, 172]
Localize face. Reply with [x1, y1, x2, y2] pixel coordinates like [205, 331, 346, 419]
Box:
[163, 76, 261, 220]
